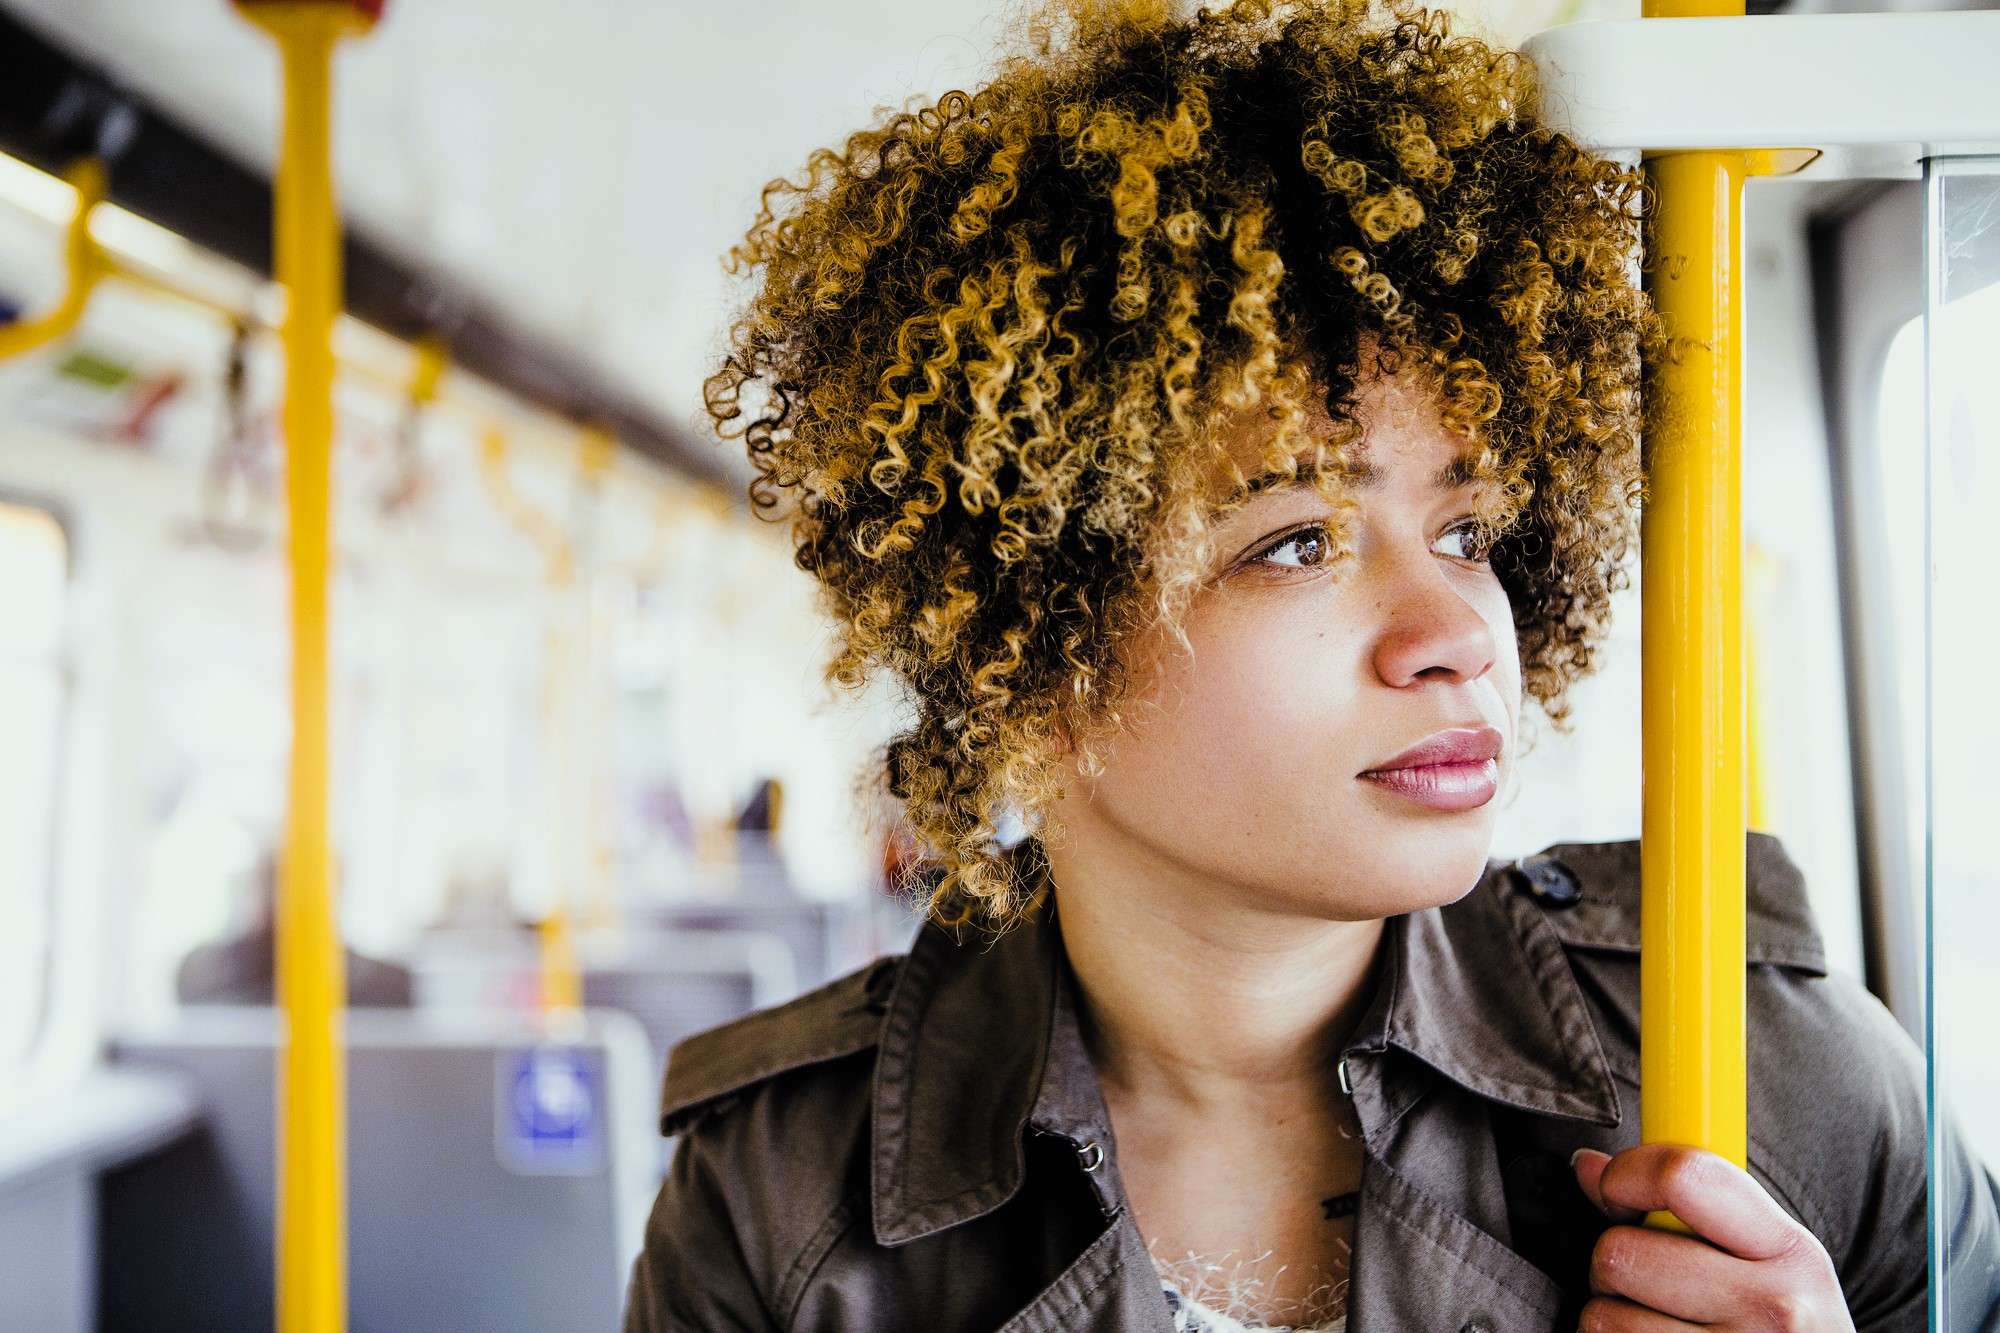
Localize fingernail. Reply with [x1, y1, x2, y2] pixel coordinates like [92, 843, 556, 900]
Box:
[1569, 1148, 1588, 1167]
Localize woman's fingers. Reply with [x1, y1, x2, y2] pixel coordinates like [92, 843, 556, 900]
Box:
[1577, 1294, 1704, 1333]
[1572, 1148, 1645, 1225]
[1571, 1143, 1856, 1333]
[1581, 1143, 1808, 1262]
[1589, 1223, 1771, 1323]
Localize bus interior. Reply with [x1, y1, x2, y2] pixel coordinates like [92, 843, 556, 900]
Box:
[0, 0, 1994, 1328]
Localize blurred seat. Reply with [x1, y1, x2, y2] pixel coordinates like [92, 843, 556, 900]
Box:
[98, 1006, 655, 1333]
[176, 925, 414, 1009]
[413, 925, 798, 1084]
[581, 929, 798, 1059]
[0, 1068, 195, 1333]
[629, 900, 865, 993]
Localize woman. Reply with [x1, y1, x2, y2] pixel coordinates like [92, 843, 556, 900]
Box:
[625, 2, 1989, 1328]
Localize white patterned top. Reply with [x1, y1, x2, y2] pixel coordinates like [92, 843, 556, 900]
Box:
[1161, 1280, 1348, 1333]
[1151, 1241, 1350, 1333]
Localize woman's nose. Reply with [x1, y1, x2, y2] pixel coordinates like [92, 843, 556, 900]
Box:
[1369, 557, 1498, 689]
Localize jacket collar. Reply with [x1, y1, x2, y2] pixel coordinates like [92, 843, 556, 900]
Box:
[869, 874, 1106, 1246]
[1526, 834, 1828, 975]
[1340, 864, 1623, 1137]
[867, 852, 1620, 1246]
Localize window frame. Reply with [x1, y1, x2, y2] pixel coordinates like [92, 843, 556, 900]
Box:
[1809, 180, 1927, 1039]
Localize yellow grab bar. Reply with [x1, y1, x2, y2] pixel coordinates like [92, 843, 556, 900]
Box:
[1640, 0, 1743, 14]
[0, 159, 108, 362]
[381, 334, 448, 512]
[1634, 0, 1817, 1218]
[1639, 136, 1749, 1227]
[235, 5, 375, 1332]
[574, 424, 622, 934]
[478, 429, 575, 584]
[476, 429, 584, 1022]
[579, 420, 618, 479]
[1640, 0, 1753, 1235]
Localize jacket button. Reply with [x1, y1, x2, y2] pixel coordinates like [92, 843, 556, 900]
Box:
[1460, 1322, 1492, 1333]
[1516, 856, 1582, 908]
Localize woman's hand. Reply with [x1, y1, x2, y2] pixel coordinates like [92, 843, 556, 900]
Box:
[1570, 1143, 1855, 1332]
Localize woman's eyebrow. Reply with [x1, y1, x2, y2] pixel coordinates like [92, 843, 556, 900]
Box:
[1242, 456, 1376, 495]
[1239, 453, 1469, 496]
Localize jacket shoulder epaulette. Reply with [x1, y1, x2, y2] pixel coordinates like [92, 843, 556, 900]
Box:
[1497, 832, 1827, 975]
[658, 953, 901, 1136]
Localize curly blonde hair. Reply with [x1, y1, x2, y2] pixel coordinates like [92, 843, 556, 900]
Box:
[704, 0, 1653, 925]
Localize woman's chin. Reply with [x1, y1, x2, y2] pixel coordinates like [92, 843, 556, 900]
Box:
[1275, 825, 1496, 921]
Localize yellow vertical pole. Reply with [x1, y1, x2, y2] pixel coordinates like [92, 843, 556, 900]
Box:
[1639, 0, 1749, 1225]
[235, 4, 375, 1331]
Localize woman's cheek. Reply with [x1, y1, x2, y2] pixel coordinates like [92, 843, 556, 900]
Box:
[1461, 572, 1522, 724]
[1112, 598, 1361, 807]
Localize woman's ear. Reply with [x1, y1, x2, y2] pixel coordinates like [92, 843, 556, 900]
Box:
[1047, 713, 1075, 759]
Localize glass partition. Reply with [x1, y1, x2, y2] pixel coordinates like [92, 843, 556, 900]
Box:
[1923, 154, 2000, 1329]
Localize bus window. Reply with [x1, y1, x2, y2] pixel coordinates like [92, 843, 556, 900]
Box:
[0, 497, 68, 1083]
[1917, 159, 2000, 1309]
[1877, 168, 2000, 1171]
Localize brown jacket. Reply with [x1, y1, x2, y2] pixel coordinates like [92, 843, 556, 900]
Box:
[624, 837, 1998, 1332]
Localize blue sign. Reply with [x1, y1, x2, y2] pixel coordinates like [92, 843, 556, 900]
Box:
[496, 1045, 607, 1175]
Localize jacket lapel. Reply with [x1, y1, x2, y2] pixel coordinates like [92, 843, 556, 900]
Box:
[869, 907, 1060, 1245]
[1338, 864, 1629, 1332]
[868, 862, 1171, 1329]
[1372, 869, 1622, 1127]
[1350, 1153, 1564, 1333]
[996, 1212, 1169, 1333]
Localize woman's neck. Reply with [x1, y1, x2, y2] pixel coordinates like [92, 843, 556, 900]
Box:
[1043, 832, 1386, 1110]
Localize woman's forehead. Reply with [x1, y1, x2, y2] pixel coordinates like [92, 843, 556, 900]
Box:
[1215, 365, 1476, 495]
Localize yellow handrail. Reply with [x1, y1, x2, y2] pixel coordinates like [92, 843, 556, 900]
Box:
[478, 428, 576, 584]
[476, 428, 584, 1022]
[578, 420, 617, 479]
[0, 159, 108, 362]
[1638, 0, 1749, 1233]
[406, 333, 448, 405]
[235, 5, 375, 1333]
[381, 334, 448, 512]
[575, 424, 623, 934]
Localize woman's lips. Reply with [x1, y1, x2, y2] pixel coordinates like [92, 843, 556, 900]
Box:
[1357, 726, 1503, 813]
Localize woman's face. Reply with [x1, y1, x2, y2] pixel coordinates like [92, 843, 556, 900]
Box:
[1053, 366, 1522, 922]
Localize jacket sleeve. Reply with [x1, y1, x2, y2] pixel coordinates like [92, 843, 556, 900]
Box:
[1834, 983, 1929, 1332]
[1938, 1112, 2000, 1333]
[623, 1131, 781, 1333]
[1767, 969, 2000, 1333]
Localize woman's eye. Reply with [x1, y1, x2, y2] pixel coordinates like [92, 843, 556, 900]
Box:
[1254, 525, 1332, 570]
[1432, 520, 1491, 563]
